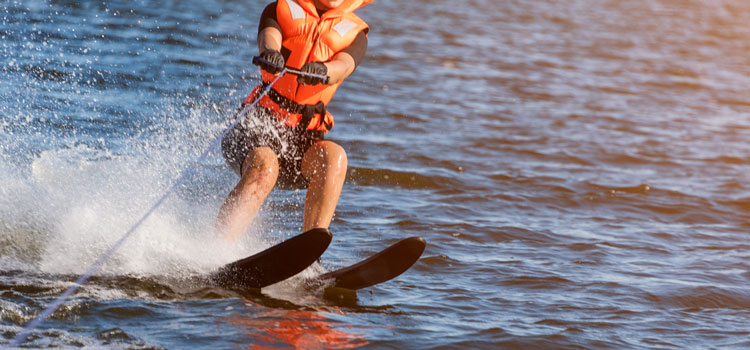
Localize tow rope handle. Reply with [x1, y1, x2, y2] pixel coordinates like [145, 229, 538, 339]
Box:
[252, 56, 331, 85]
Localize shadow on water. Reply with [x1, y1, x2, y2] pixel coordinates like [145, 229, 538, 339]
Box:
[0, 269, 403, 318]
[1, 269, 398, 348]
[0, 268, 396, 308]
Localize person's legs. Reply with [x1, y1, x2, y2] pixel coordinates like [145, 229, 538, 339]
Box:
[217, 146, 279, 241]
[300, 140, 348, 231]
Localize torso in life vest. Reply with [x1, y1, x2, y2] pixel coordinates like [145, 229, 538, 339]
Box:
[245, 0, 371, 133]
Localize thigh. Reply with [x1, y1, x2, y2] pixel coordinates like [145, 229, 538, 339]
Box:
[221, 109, 283, 175]
[275, 129, 325, 189]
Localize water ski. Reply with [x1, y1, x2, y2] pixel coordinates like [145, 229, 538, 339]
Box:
[318, 236, 426, 290]
[210, 228, 332, 289]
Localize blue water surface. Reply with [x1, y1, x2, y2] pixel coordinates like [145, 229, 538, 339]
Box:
[3, 0, 750, 349]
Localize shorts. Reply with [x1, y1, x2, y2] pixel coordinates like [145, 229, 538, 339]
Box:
[221, 107, 324, 188]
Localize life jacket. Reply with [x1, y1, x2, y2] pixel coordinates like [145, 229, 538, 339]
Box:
[244, 0, 371, 133]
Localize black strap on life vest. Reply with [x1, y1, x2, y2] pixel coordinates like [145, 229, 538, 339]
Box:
[261, 83, 332, 131]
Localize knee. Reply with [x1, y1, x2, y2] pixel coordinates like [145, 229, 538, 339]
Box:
[325, 143, 348, 170]
[303, 142, 348, 177]
[241, 147, 280, 184]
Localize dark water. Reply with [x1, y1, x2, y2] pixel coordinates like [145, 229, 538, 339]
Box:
[2, 0, 750, 348]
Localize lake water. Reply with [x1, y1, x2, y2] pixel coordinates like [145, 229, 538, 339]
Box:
[2, 0, 750, 348]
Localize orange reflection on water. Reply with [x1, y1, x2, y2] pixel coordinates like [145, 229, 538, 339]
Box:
[226, 299, 369, 349]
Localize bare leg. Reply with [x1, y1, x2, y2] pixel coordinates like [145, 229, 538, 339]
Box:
[217, 146, 279, 241]
[300, 140, 348, 231]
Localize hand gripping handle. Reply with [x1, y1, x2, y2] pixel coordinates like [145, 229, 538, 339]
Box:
[252, 56, 330, 85]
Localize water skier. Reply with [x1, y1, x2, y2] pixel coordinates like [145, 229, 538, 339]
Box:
[217, 0, 371, 241]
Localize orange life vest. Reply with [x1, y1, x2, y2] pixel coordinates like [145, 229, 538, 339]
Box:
[244, 0, 371, 133]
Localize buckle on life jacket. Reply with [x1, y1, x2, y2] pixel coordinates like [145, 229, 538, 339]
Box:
[250, 83, 333, 132]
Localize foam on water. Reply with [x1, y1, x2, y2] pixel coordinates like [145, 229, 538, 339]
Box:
[0, 100, 297, 281]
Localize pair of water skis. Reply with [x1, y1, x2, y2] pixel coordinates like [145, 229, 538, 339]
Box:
[209, 229, 426, 293]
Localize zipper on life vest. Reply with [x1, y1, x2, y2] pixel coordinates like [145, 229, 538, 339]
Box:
[309, 15, 326, 62]
[297, 15, 327, 95]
